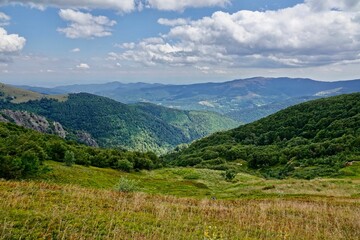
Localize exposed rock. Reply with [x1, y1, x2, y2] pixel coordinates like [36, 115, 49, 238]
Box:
[0, 114, 9, 123]
[0, 109, 67, 138]
[53, 122, 67, 138]
[76, 131, 99, 147]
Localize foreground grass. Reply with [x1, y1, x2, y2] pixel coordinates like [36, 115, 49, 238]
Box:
[38, 161, 360, 199]
[1, 180, 359, 240]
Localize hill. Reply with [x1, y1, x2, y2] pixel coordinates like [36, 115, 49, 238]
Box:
[1, 161, 359, 239]
[0, 83, 67, 103]
[0, 121, 162, 179]
[21, 77, 360, 123]
[0, 87, 237, 153]
[165, 93, 360, 179]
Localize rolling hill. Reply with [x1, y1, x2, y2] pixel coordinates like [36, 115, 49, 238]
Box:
[0, 84, 237, 153]
[165, 93, 360, 179]
[21, 77, 360, 123]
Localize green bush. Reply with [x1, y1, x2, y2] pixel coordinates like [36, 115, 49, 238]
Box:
[64, 150, 75, 167]
[116, 159, 133, 172]
[117, 177, 140, 193]
[223, 169, 237, 181]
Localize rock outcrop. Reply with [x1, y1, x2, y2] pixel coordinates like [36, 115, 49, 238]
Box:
[0, 110, 67, 138]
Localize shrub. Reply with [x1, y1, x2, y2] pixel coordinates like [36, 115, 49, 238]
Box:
[116, 159, 133, 172]
[117, 177, 140, 193]
[223, 169, 237, 181]
[64, 150, 75, 167]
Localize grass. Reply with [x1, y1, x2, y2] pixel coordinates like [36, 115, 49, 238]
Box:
[1, 161, 359, 239]
[0, 83, 67, 103]
[0, 180, 359, 239]
[38, 161, 360, 199]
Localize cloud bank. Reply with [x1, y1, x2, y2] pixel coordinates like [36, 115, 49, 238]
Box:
[113, 0, 360, 69]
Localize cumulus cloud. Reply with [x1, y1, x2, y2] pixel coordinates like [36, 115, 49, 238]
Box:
[57, 9, 116, 39]
[114, 0, 360, 69]
[146, 0, 230, 11]
[76, 63, 90, 69]
[158, 18, 189, 26]
[0, 0, 135, 12]
[0, 28, 26, 54]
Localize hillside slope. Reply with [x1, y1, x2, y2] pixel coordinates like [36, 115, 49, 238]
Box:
[165, 93, 360, 179]
[0, 83, 67, 103]
[0, 89, 237, 153]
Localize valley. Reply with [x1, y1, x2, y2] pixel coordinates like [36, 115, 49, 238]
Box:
[0, 82, 359, 240]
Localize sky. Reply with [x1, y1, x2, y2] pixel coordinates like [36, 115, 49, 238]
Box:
[0, 0, 360, 86]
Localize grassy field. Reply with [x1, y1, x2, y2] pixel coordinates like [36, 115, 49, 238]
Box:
[0, 161, 359, 239]
[38, 161, 360, 199]
[0, 83, 67, 103]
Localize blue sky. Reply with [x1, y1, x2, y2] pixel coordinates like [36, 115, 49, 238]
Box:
[0, 0, 360, 86]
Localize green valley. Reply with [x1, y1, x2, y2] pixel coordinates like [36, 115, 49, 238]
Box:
[0, 83, 238, 154]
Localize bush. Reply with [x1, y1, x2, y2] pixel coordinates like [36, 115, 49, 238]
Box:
[64, 150, 75, 167]
[116, 159, 133, 172]
[223, 169, 237, 181]
[117, 177, 140, 193]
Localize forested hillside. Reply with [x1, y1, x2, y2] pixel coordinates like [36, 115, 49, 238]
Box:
[166, 93, 360, 179]
[0, 88, 237, 153]
[0, 122, 160, 179]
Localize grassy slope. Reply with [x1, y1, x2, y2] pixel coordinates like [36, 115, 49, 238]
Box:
[37, 161, 360, 199]
[0, 161, 359, 239]
[0, 83, 67, 103]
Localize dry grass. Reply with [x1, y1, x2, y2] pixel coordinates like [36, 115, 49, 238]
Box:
[0, 180, 359, 240]
[0, 83, 67, 103]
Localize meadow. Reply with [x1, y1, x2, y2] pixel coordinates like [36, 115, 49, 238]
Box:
[0, 161, 359, 239]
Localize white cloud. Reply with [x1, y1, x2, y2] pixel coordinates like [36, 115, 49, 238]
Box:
[76, 63, 90, 69]
[158, 18, 189, 26]
[0, 28, 26, 54]
[0, 12, 10, 21]
[57, 9, 116, 39]
[114, 0, 360, 69]
[71, 48, 80, 52]
[0, 12, 10, 26]
[146, 0, 230, 11]
[305, 0, 360, 12]
[0, 0, 135, 13]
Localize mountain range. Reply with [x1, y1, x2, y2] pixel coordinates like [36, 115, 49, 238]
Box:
[0, 83, 237, 154]
[19, 77, 360, 123]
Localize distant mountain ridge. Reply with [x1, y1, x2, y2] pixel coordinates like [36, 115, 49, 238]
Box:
[19, 77, 360, 123]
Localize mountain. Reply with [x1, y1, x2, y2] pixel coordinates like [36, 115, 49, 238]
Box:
[0, 84, 237, 153]
[164, 93, 360, 179]
[20, 77, 360, 123]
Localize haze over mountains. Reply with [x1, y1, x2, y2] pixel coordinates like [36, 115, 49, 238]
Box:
[21, 77, 360, 123]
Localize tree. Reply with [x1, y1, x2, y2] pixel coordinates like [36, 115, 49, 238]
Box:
[64, 150, 75, 167]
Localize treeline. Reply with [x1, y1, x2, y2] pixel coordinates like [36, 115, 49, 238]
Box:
[0, 122, 161, 179]
[165, 93, 360, 179]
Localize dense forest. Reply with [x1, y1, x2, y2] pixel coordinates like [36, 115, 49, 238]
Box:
[0, 92, 237, 154]
[165, 93, 360, 179]
[0, 122, 161, 179]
